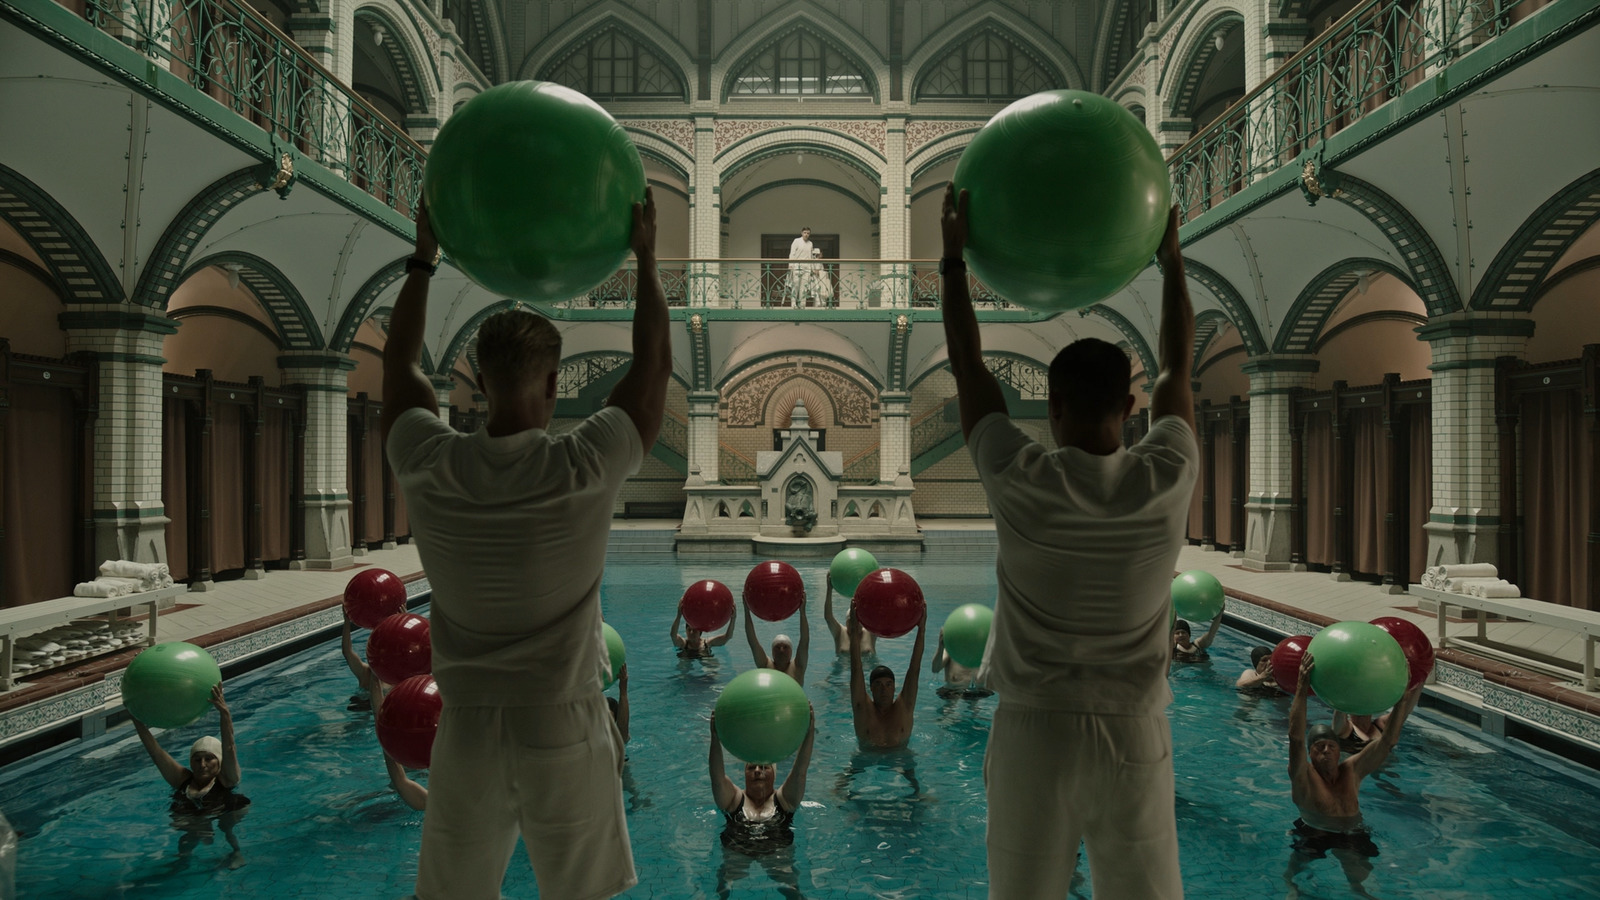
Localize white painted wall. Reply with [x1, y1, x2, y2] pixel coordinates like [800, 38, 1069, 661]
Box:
[722, 185, 878, 259]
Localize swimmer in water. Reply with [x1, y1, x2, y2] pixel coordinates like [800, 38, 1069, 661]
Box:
[744, 595, 810, 685]
[822, 574, 875, 656]
[709, 705, 816, 897]
[341, 608, 381, 710]
[931, 625, 993, 699]
[1171, 616, 1221, 663]
[132, 682, 249, 869]
[847, 607, 927, 750]
[1285, 653, 1424, 898]
[1236, 646, 1283, 695]
[673, 602, 738, 659]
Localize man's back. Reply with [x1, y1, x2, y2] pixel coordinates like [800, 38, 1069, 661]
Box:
[971, 413, 1198, 714]
[388, 406, 642, 707]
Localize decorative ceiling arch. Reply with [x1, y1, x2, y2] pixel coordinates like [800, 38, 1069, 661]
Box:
[1274, 257, 1414, 353]
[1182, 257, 1268, 356]
[716, 3, 887, 102]
[1096, 0, 1154, 90]
[1157, 0, 1247, 96]
[353, 4, 439, 116]
[1191, 309, 1234, 375]
[906, 131, 979, 184]
[1330, 173, 1461, 318]
[529, 17, 691, 101]
[181, 252, 324, 350]
[626, 130, 694, 182]
[1471, 167, 1600, 312]
[1081, 305, 1160, 377]
[721, 356, 878, 428]
[1162, 8, 1246, 117]
[905, 2, 1085, 98]
[453, 0, 508, 83]
[718, 137, 885, 191]
[518, 1, 696, 92]
[0, 161, 123, 305]
[724, 179, 878, 217]
[331, 257, 407, 354]
[131, 166, 275, 310]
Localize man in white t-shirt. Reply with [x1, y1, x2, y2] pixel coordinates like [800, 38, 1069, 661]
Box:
[785, 227, 813, 306]
[382, 192, 671, 900]
[939, 184, 1199, 899]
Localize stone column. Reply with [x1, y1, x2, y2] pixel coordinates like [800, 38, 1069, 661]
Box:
[279, 353, 356, 570]
[879, 392, 910, 483]
[686, 391, 720, 483]
[879, 116, 912, 309]
[61, 311, 177, 566]
[687, 115, 721, 306]
[1419, 313, 1534, 568]
[1240, 357, 1319, 571]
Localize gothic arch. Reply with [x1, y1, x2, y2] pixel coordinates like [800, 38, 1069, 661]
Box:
[720, 359, 877, 428]
[180, 252, 324, 350]
[906, 131, 980, 185]
[626, 130, 694, 181]
[1183, 257, 1269, 356]
[718, 135, 885, 189]
[1330, 173, 1461, 318]
[1162, 8, 1247, 117]
[331, 258, 407, 354]
[716, 3, 887, 102]
[518, 2, 696, 92]
[0, 161, 124, 305]
[1191, 308, 1234, 375]
[353, 3, 440, 116]
[1274, 257, 1415, 353]
[132, 166, 271, 310]
[1096, 0, 1154, 90]
[1157, 0, 1248, 97]
[1471, 167, 1600, 312]
[453, 0, 509, 83]
[905, 2, 1085, 97]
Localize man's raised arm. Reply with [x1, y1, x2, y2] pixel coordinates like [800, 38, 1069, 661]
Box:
[381, 206, 443, 438]
[605, 188, 673, 450]
[1148, 205, 1196, 434]
[938, 184, 1008, 439]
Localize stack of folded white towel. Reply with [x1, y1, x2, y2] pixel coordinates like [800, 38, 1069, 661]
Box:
[1421, 564, 1520, 598]
[13, 620, 147, 675]
[73, 560, 174, 598]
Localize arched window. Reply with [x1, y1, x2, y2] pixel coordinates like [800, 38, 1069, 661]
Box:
[540, 28, 685, 98]
[916, 30, 1059, 100]
[730, 28, 870, 96]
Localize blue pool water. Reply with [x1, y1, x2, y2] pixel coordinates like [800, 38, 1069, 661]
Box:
[3, 551, 1600, 898]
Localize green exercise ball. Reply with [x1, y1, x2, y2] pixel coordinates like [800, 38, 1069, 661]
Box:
[1306, 622, 1409, 715]
[122, 642, 222, 729]
[1171, 570, 1226, 621]
[942, 604, 994, 669]
[601, 622, 626, 689]
[714, 669, 809, 765]
[952, 90, 1170, 311]
[829, 548, 879, 597]
[423, 81, 646, 302]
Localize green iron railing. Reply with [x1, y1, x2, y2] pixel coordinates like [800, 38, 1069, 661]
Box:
[80, 0, 425, 214]
[550, 259, 1017, 311]
[1169, 0, 1550, 220]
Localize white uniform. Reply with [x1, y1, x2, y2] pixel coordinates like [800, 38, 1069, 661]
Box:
[388, 406, 643, 900]
[970, 412, 1198, 900]
[786, 236, 813, 305]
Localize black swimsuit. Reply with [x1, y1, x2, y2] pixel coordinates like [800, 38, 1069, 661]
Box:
[1292, 819, 1379, 858]
[170, 777, 251, 816]
[721, 802, 795, 855]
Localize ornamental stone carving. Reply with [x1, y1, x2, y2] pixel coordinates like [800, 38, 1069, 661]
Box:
[905, 119, 980, 153]
[715, 119, 792, 154]
[809, 120, 886, 154]
[624, 119, 695, 154]
[724, 362, 874, 427]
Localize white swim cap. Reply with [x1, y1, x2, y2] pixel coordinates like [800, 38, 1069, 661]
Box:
[191, 736, 222, 760]
[772, 634, 793, 648]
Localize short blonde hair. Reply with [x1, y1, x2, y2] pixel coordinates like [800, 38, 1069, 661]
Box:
[476, 309, 561, 390]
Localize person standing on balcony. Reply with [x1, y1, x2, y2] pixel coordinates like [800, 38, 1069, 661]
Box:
[940, 184, 1199, 900]
[382, 191, 671, 900]
[785, 227, 813, 307]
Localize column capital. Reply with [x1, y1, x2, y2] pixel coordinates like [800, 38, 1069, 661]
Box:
[430, 375, 457, 392]
[1241, 355, 1320, 375]
[278, 352, 358, 373]
[59, 308, 179, 335]
[1415, 312, 1535, 345]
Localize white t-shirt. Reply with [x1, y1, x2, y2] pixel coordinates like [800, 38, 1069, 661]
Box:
[386, 406, 643, 707]
[970, 412, 1199, 715]
[788, 237, 813, 260]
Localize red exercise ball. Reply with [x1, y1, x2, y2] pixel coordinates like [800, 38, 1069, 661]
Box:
[681, 580, 735, 632]
[853, 568, 926, 639]
[344, 568, 407, 629]
[744, 561, 805, 622]
[377, 674, 442, 769]
[367, 613, 432, 685]
[1271, 635, 1315, 695]
[1369, 616, 1435, 689]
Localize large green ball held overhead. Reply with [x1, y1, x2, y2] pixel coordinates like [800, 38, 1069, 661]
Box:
[423, 81, 646, 302]
[829, 548, 879, 597]
[953, 90, 1171, 311]
[1306, 622, 1409, 715]
[714, 669, 810, 765]
[121, 642, 223, 729]
[601, 622, 626, 689]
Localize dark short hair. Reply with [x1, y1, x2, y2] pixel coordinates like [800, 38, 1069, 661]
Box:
[1048, 338, 1132, 422]
[606, 696, 619, 715]
[1173, 619, 1191, 633]
[869, 665, 895, 684]
[1250, 646, 1272, 667]
[801, 226, 811, 231]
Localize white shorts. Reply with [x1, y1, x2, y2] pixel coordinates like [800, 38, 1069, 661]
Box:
[415, 697, 636, 900]
[984, 704, 1182, 899]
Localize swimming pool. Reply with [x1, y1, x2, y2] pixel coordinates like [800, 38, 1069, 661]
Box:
[3, 550, 1599, 898]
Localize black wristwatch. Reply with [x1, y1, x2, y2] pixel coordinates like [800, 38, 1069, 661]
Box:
[939, 256, 966, 276]
[405, 254, 439, 277]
